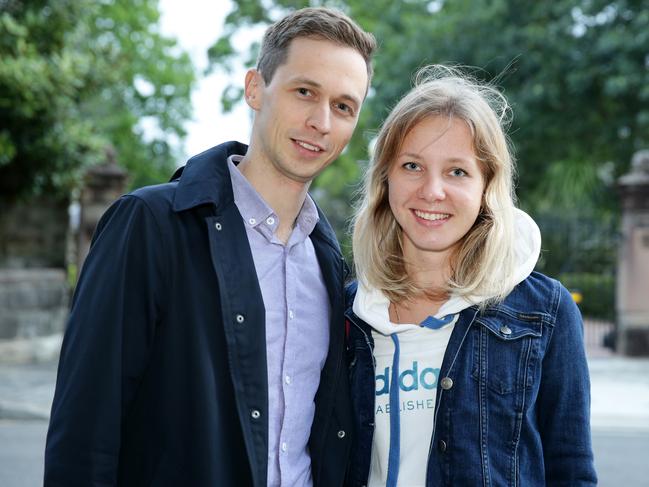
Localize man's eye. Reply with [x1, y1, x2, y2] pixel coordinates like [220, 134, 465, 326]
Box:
[297, 87, 311, 96]
[336, 102, 353, 115]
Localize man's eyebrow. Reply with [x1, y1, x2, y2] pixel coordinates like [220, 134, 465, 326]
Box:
[291, 76, 361, 108]
[291, 76, 322, 89]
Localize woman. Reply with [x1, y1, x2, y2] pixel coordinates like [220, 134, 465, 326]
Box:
[345, 67, 597, 486]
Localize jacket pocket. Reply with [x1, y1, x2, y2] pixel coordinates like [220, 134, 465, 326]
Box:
[471, 309, 544, 395]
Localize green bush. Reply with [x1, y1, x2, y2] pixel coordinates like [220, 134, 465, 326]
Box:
[558, 272, 615, 321]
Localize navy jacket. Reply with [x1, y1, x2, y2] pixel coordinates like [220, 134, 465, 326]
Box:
[345, 273, 597, 486]
[45, 142, 352, 487]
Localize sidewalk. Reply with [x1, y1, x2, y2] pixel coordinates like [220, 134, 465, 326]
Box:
[1, 355, 649, 430]
[0, 361, 57, 420]
[589, 356, 649, 432]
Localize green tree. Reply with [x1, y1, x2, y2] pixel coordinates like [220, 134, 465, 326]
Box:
[208, 0, 648, 222]
[0, 0, 195, 204]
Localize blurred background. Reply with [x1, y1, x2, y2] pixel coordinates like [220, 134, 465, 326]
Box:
[1, 0, 648, 485]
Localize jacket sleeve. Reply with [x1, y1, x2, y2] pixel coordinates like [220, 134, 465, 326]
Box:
[44, 195, 167, 487]
[537, 283, 597, 486]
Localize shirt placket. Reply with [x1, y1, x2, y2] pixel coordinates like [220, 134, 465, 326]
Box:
[278, 242, 298, 476]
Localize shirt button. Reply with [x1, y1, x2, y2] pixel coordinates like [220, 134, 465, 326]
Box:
[235, 314, 245, 324]
[214, 222, 222, 231]
[500, 325, 512, 336]
[288, 310, 295, 319]
[337, 430, 346, 439]
[281, 442, 287, 452]
[266, 216, 275, 225]
[438, 439, 447, 452]
[285, 375, 291, 385]
[251, 409, 261, 419]
[440, 377, 453, 390]
[248, 218, 256, 225]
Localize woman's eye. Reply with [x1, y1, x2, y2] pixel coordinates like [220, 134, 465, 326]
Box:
[451, 168, 468, 177]
[403, 162, 420, 171]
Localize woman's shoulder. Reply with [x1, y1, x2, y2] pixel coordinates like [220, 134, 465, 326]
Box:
[344, 280, 359, 307]
[498, 271, 575, 321]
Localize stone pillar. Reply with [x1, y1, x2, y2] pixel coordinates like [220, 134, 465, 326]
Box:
[617, 150, 649, 356]
[77, 147, 128, 273]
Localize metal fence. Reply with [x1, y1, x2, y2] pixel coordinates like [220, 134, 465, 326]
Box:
[533, 212, 619, 352]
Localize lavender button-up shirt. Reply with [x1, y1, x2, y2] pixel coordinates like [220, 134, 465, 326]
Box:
[228, 156, 330, 487]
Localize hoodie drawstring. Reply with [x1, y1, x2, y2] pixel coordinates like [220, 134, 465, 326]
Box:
[386, 314, 456, 487]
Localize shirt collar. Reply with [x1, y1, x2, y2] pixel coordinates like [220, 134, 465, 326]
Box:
[227, 155, 320, 239]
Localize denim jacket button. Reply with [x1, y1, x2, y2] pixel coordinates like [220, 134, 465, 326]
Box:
[500, 325, 512, 336]
[440, 377, 453, 390]
[438, 439, 447, 452]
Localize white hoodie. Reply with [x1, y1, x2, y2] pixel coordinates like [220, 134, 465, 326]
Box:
[352, 208, 541, 487]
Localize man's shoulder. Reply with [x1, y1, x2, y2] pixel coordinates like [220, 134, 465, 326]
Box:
[122, 181, 178, 219]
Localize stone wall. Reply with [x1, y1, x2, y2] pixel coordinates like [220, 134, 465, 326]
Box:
[0, 197, 69, 269]
[0, 269, 67, 363]
[0, 196, 70, 363]
[0, 155, 128, 363]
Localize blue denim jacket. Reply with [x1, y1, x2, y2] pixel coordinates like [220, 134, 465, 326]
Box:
[345, 272, 597, 486]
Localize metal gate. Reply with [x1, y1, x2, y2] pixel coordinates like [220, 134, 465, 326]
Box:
[533, 212, 618, 354]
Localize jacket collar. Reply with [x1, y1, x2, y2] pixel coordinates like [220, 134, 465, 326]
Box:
[311, 206, 341, 257]
[170, 140, 341, 254]
[171, 141, 248, 212]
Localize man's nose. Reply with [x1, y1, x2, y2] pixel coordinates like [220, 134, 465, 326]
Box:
[307, 103, 332, 134]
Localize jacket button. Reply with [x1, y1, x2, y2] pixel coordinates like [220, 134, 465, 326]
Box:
[236, 314, 245, 324]
[440, 377, 453, 390]
[251, 409, 261, 419]
[438, 439, 447, 452]
[214, 222, 222, 231]
[337, 430, 346, 439]
[500, 325, 512, 336]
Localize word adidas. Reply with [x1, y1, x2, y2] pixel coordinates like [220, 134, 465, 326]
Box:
[376, 361, 440, 396]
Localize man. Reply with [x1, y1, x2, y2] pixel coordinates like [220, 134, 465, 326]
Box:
[44, 8, 375, 487]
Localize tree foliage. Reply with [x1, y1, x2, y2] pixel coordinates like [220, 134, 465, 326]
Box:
[0, 0, 196, 204]
[208, 0, 648, 224]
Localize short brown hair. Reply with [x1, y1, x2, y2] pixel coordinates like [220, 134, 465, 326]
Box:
[257, 7, 376, 85]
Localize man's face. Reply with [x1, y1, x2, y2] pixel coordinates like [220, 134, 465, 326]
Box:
[245, 37, 368, 184]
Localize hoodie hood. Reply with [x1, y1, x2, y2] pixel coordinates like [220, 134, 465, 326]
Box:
[353, 208, 541, 335]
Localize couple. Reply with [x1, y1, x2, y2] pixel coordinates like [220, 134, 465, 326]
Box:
[44, 7, 596, 487]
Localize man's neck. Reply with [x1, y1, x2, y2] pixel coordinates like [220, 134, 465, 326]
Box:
[237, 156, 310, 244]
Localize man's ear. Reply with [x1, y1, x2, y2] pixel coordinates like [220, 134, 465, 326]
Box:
[244, 69, 263, 110]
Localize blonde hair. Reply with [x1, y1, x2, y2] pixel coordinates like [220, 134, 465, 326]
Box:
[352, 65, 517, 305]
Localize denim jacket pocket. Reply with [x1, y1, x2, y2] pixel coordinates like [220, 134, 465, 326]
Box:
[471, 308, 545, 395]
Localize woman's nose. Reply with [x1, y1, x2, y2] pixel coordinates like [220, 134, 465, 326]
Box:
[417, 173, 446, 202]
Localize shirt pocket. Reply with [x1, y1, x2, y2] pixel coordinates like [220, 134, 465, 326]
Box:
[470, 309, 544, 395]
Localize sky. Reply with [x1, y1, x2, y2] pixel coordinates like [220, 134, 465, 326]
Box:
[158, 0, 257, 159]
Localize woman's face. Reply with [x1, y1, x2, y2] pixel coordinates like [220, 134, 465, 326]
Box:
[387, 116, 485, 265]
